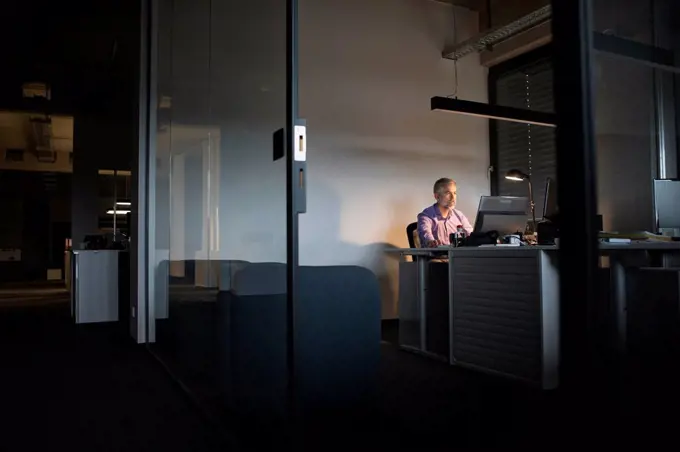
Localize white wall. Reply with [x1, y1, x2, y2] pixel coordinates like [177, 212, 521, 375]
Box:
[298, 0, 490, 318]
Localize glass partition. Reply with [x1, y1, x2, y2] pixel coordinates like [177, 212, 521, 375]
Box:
[591, 0, 658, 232]
[148, 0, 290, 433]
[593, 56, 656, 232]
[584, 0, 680, 437]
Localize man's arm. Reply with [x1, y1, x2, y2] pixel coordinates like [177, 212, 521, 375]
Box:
[417, 213, 437, 247]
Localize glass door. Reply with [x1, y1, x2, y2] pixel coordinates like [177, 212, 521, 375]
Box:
[147, 0, 297, 435]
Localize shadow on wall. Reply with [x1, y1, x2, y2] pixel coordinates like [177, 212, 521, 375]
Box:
[299, 180, 401, 318]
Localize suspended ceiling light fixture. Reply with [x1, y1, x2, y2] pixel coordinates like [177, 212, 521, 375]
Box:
[431, 97, 557, 127]
[432, 5, 556, 128]
[116, 201, 131, 206]
[107, 210, 131, 215]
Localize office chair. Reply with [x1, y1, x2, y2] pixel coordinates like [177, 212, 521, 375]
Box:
[405, 222, 419, 262]
[406, 222, 418, 248]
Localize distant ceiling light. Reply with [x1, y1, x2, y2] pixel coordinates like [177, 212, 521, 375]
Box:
[107, 210, 131, 215]
[116, 201, 131, 206]
[431, 96, 557, 128]
[98, 169, 132, 176]
[22, 82, 51, 100]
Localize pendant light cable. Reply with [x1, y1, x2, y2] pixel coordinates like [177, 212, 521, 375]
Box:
[447, 5, 459, 99]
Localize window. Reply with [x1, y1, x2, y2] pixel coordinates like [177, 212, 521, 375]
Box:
[489, 46, 555, 215]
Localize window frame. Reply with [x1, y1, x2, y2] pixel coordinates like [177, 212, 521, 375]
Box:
[488, 44, 554, 196]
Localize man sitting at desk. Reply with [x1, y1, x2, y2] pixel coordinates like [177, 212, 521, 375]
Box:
[417, 177, 473, 248]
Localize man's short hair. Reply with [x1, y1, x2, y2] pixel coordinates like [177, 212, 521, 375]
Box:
[433, 178, 455, 193]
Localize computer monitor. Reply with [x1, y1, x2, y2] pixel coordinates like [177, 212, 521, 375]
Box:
[543, 177, 558, 220]
[473, 196, 529, 235]
[654, 179, 680, 233]
[539, 178, 603, 232]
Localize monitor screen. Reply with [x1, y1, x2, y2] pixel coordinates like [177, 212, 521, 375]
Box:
[473, 196, 529, 236]
[543, 177, 558, 220]
[654, 179, 680, 230]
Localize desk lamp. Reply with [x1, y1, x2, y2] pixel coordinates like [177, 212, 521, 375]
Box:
[505, 169, 536, 232]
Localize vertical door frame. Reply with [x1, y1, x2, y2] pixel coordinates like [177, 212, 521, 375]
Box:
[145, 0, 159, 343]
[133, 0, 157, 344]
[286, 0, 300, 417]
[551, 0, 599, 392]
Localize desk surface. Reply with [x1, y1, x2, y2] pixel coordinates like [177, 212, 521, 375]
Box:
[599, 241, 680, 250]
[386, 242, 680, 255]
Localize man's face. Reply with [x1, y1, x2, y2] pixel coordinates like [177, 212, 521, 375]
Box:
[435, 182, 457, 209]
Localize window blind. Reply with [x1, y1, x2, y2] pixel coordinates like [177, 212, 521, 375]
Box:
[493, 57, 555, 216]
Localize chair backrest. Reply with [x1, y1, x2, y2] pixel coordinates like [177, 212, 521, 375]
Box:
[406, 222, 418, 248]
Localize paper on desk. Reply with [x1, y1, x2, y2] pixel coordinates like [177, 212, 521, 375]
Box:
[599, 231, 672, 242]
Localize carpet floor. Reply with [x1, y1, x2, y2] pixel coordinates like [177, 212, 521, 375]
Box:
[2, 287, 678, 451]
[0, 298, 231, 452]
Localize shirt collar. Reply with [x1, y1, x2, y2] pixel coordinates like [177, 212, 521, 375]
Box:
[432, 203, 451, 220]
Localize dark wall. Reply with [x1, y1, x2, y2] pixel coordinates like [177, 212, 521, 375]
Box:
[72, 115, 137, 246]
[0, 0, 140, 118]
[0, 0, 140, 247]
[22, 175, 50, 281]
[0, 0, 140, 271]
[70, 1, 140, 245]
[0, 170, 71, 282]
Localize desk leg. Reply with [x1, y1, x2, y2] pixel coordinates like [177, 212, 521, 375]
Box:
[448, 251, 455, 365]
[417, 258, 428, 352]
[610, 257, 627, 354]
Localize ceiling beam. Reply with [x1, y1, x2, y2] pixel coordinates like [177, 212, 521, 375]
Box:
[430, 0, 483, 11]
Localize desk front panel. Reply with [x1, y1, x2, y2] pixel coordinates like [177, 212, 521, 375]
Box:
[450, 252, 543, 384]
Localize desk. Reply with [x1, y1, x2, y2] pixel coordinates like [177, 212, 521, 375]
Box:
[388, 242, 680, 389]
[600, 242, 680, 354]
[447, 246, 559, 388]
[386, 249, 447, 360]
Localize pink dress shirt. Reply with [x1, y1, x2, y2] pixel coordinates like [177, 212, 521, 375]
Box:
[417, 204, 473, 246]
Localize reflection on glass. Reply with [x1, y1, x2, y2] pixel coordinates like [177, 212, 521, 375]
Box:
[148, 0, 289, 429]
[592, 0, 653, 45]
[97, 169, 132, 237]
[593, 56, 656, 232]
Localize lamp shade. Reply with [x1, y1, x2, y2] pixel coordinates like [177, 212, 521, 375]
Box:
[505, 169, 530, 181]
